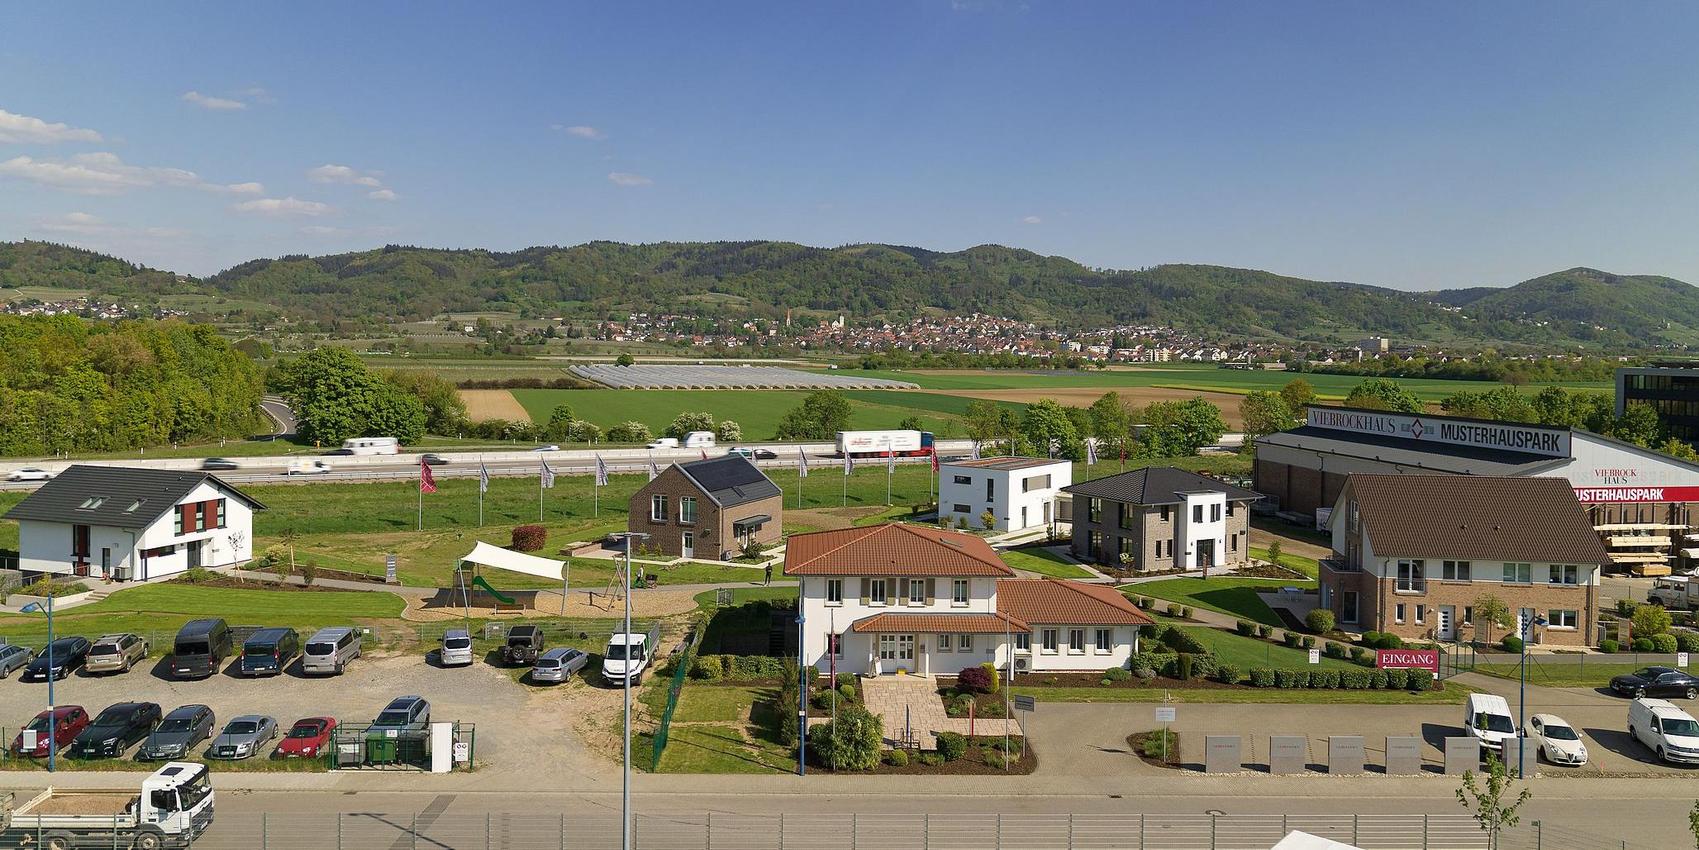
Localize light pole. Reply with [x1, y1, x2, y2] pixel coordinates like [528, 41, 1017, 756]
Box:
[22, 597, 55, 772]
[610, 531, 648, 850]
[1517, 613, 1547, 778]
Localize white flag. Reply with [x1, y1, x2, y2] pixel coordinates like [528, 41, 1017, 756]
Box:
[842, 452, 853, 475]
[797, 448, 809, 478]
[1086, 438, 1098, 466]
[595, 454, 609, 487]
[970, 441, 981, 460]
[478, 461, 490, 493]
[540, 458, 556, 489]
[648, 458, 660, 481]
[887, 450, 896, 473]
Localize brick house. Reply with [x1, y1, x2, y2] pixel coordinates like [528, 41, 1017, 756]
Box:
[1321, 474, 1610, 647]
[627, 455, 783, 560]
[1062, 467, 1259, 573]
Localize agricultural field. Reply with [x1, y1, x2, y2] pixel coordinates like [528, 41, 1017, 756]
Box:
[508, 388, 973, 439]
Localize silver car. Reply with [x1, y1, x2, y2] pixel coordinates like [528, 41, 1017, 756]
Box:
[531, 648, 589, 684]
[86, 633, 149, 675]
[207, 715, 277, 760]
[0, 644, 33, 679]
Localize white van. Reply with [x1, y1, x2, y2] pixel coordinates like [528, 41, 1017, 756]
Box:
[646, 437, 679, 450]
[1464, 693, 1518, 751]
[1629, 697, 1699, 764]
[439, 629, 474, 667]
[682, 431, 716, 449]
[341, 436, 399, 455]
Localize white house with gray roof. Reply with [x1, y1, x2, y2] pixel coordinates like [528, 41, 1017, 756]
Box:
[3, 466, 264, 581]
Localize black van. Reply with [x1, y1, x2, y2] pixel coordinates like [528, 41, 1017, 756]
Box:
[237, 627, 300, 677]
[171, 619, 232, 679]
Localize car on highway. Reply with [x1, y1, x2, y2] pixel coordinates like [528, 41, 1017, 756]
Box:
[286, 459, 333, 475]
[646, 438, 679, 450]
[729, 447, 778, 460]
[0, 643, 33, 678]
[1610, 666, 1699, 699]
[1525, 713, 1588, 766]
[21, 636, 91, 682]
[12, 705, 88, 758]
[138, 704, 215, 761]
[421, 453, 451, 466]
[208, 715, 278, 760]
[531, 647, 589, 684]
[85, 633, 149, 675]
[369, 696, 431, 733]
[275, 717, 337, 759]
[532, 444, 561, 452]
[6, 467, 53, 482]
[199, 457, 240, 471]
[69, 701, 161, 759]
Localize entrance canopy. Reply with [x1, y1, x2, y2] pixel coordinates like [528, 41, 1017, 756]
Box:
[459, 541, 565, 581]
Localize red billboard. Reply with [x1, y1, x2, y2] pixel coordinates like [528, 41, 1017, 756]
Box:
[1376, 649, 1439, 672]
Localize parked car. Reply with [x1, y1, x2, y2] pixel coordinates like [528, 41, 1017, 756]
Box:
[138, 705, 215, 761]
[237, 628, 300, 677]
[69, 702, 161, 759]
[1611, 667, 1699, 699]
[1525, 713, 1588, 766]
[531, 647, 589, 684]
[170, 619, 231, 679]
[12, 705, 88, 758]
[6, 467, 54, 482]
[369, 696, 431, 733]
[274, 717, 337, 759]
[199, 457, 239, 471]
[85, 633, 149, 675]
[421, 454, 451, 466]
[22, 636, 91, 682]
[439, 629, 474, 667]
[729, 447, 777, 460]
[1629, 697, 1699, 764]
[1463, 693, 1517, 752]
[532, 444, 561, 452]
[208, 715, 278, 760]
[645, 438, 679, 450]
[502, 626, 545, 666]
[286, 460, 333, 475]
[302, 626, 362, 676]
[0, 643, 33, 679]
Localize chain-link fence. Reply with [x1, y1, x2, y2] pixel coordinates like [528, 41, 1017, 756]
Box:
[3, 811, 1638, 850]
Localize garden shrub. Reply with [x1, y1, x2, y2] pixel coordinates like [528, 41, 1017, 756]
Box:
[1248, 668, 1275, 687]
[1133, 665, 1157, 681]
[1599, 639, 1619, 654]
[918, 752, 944, 766]
[982, 747, 1012, 770]
[1157, 625, 1209, 655]
[1187, 653, 1217, 679]
[1236, 620, 1256, 636]
[1282, 631, 1300, 648]
[883, 748, 909, 767]
[957, 665, 994, 694]
[1312, 669, 1340, 689]
[980, 662, 1001, 694]
[1131, 651, 1178, 677]
[945, 694, 974, 718]
[1324, 642, 1347, 659]
[1165, 603, 1182, 617]
[1102, 666, 1132, 683]
[1633, 637, 1655, 652]
[1176, 653, 1195, 681]
[1180, 606, 1193, 619]
[1616, 598, 1638, 617]
[835, 673, 857, 691]
[1385, 668, 1410, 690]
[690, 655, 725, 680]
[809, 706, 883, 771]
[1301, 635, 1316, 650]
[1677, 633, 1699, 654]
[1214, 664, 1241, 685]
[1500, 636, 1524, 654]
[935, 731, 968, 761]
[1256, 624, 1272, 639]
[1292, 670, 1314, 688]
[1340, 669, 1371, 689]
[730, 655, 787, 680]
[1274, 669, 1298, 688]
[1349, 647, 1371, 665]
[1408, 669, 1435, 690]
[1632, 604, 1673, 638]
[1369, 669, 1389, 689]
[1304, 608, 1336, 634]
[838, 684, 857, 703]
[1652, 633, 1680, 654]
[510, 524, 547, 552]
[1135, 596, 1154, 610]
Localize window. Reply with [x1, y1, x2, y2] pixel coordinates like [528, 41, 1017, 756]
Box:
[1119, 537, 1136, 560]
[957, 634, 973, 652]
[952, 579, 969, 606]
[869, 579, 887, 605]
[1395, 559, 1426, 593]
[71, 525, 90, 558]
[76, 496, 104, 510]
[953, 503, 971, 514]
[679, 497, 696, 524]
[953, 475, 972, 485]
[937, 634, 952, 652]
[1094, 628, 1112, 653]
[650, 495, 667, 522]
[1550, 565, 1578, 585]
[1155, 540, 1166, 559]
[986, 478, 995, 501]
[1395, 603, 1406, 624]
[1226, 501, 1235, 517]
[1159, 505, 1171, 523]
[1348, 500, 1359, 531]
[1089, 531, 1103, 560]
[909, 580, 927, 605]
[214, 499, 226, 529]
[1230, 533, 1238, 552]
[825, 579, 843, 605]
[1117, 504, 1134, 530]
[1415, 604, 1426, 624]
[1068, 629, 1086, 653]
[1088, 498, 1101, 523]
[1442, 560, 1471, 581]
[1341, 591, 1359, 624]
[1502, 563, 1532, 584]
[1022, 474, 1051, 492]
[1210, 504, 1221, 522]
[827, 634, 842, 658]
[1015, 632, 1030, 651]
[1041, 629, 1058, 653]
[1548, 609, 1578, 629]
[123, 499, 145, 514]
[173, 505, 185, 535]
[1193, 504, 1203, 523]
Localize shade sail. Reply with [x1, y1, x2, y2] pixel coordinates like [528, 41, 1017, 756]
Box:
[459, 541, 565, 581]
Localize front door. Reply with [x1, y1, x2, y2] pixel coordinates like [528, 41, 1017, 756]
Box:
[877, 634, 916, 673]
[1438, 606, 1456, 641]
[1043, 501, 1052, 526]
[100, 548, 111, 578]
[1195, 539, 1215, 568]
[186, 540, 202, 569]
[1341, 591, 1359, 625]
[681, 532, 694, 559]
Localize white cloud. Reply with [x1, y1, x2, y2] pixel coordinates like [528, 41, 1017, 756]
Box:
[553, 124, 606, 140]
[181, 91, 246, 111]
[37, 212, 108, 234]
[222, 182, 265, 195]
[299, 225, 349, 236]
[32, 212, 187, 241]
[1021, 215, 1042, 224]
[0, 108, 102, 144]
[607, 171, 653, 187]
[367, 188, 397, 201]
[1, 152, 204, 195]
[307, 163, 383, 187]
[233, 196, 333, 217]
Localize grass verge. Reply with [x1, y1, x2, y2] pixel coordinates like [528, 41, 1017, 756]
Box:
[999, 548, 1094, 579]
[1130, 577, 1313, 628]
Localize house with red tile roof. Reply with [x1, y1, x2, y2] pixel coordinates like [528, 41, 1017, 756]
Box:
[785, 523, 1153, 677]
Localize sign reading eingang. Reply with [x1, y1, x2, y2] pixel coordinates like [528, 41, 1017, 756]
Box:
[1376, 648, 1439, 673]
[1306, 407, 1570, 458]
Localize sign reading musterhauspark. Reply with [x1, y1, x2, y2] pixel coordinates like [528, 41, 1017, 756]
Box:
[1306, 407, 1570, 459]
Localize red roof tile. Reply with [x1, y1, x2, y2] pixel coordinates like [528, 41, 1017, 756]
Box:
[850, 612, 1026, 634]
[995, 579, 1154, 626]
[783, 523, 1015, 577]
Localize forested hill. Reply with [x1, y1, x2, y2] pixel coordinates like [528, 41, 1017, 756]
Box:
[4, 239, 1696, 347]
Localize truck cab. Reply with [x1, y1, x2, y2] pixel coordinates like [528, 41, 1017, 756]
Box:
[3, 761, 214, 849]
[602, 633, 651, 686]
[1648, 577, 1699, 610]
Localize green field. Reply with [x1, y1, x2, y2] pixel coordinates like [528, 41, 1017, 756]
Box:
[1130, 577, 1316, 627]
[510, 388, 972, 439]
[1009, 684, 1468, 705]
[0, 583, 406, 646]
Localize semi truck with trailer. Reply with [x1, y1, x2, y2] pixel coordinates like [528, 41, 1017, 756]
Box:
[836, 429, 934, 458]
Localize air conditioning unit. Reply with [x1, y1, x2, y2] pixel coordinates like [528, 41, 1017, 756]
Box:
[1014, 657, 1030, 673]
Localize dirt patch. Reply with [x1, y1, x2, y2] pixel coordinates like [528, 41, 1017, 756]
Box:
[402, 586, 703, 622]
[1127, 730, 1181, 769]
[1248, 526, 1331, 560]
[460, 389, 531, 422]
[173, 574, 348, 593]
[786, 506, 893, 532]
[1232, 563, 1312, 580]
[921, 387, 1246, 428]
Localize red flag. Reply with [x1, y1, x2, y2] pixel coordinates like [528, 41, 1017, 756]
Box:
[931, 453, 939, 473]
[701, 450, 708, 460]
[419, 458, 437, 494]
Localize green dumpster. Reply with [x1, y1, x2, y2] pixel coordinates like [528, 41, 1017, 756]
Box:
[366, 732, 398, 765]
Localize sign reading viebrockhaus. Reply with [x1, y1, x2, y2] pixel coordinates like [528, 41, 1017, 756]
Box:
[1306, 408, 1570, 458]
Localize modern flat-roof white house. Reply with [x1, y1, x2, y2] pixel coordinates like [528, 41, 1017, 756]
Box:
[937, 457, 1072, 533]
[3, 466, 264, 582]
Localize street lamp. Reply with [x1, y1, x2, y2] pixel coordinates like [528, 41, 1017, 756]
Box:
[21, 597, 55, 772]
[609, 531, 648, 850]
[1517, 613, 1548, 778]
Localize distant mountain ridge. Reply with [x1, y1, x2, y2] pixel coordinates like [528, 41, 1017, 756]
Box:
[1, 240, 1693, 348]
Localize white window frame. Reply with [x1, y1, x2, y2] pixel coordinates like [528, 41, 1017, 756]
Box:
[679, 496, 696, 524]
[1068, 628, 1086, 654]
[953, 475, 972, 485]
[650, 494, 667, 522]
[952, 579, 969, 606]
[1395, 559, 1426, 593]
[1548, 609, 1578, 630]
[1015, 632, 1031, 651]
[1094, 628, 1112, 653]
[1395, 603, 1405, 624]
[909, 579, 927, 605]
[827, 634, 843, 658]
[937, 633, 952, 652]
[1041, 629, 1058, 654]
[825, 578, 843, 606]
[1415, 604, 1426, 625]
[957, 634, 973, 652]
[869, 579, 888, 606]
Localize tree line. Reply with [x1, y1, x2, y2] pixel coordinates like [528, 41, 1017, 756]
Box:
[1296, 353, 1623, 384]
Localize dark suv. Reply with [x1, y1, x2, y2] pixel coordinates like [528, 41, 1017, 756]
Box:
[502, 626, 545, 666]
[21, 636, 91, 682]
[70, 702, 161, 759]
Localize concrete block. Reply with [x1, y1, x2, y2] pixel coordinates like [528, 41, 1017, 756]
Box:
[1385, 736, 1422, 775]
[1327, 735, 1365, 774]
[1501, 738, 1534, 777]
[1268, 735, 1308, 774]
[1444, 736, 1480, 775]
[1204, 735, 1242, 773]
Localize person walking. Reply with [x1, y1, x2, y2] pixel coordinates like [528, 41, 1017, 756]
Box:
[763, 562, 773, 585]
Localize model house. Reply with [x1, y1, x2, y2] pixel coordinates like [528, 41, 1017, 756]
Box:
[937, 457, 1072, 533]
[627, 454, 782, 560]
[788, 523, 1152, 676]
[1322, 474, 1609, 647]
[1062, 467, 1259, 572]
[3, 465, 264, 581]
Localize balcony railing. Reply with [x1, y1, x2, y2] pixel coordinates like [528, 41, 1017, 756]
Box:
[1319, 557, 1361, 573]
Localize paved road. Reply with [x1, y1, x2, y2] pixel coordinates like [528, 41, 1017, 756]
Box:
[259, 395, 297, 437]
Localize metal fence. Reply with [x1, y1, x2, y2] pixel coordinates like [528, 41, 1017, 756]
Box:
[651, 621, 700, 769]
[48, 812, 1641, 850]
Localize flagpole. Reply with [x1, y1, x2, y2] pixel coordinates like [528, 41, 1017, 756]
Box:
[539, 463, 545, 522]
[417, 479, 422, 531]
[478, 457, 485, 528]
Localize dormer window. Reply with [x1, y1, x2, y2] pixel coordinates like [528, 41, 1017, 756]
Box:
[76, 497, 105, 510]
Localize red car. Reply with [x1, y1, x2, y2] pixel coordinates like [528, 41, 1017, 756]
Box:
[273, 716, 337, 759]
[12, 705, 89, 758]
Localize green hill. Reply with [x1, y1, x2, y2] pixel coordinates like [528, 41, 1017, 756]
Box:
[1422, 267, 1699, 345]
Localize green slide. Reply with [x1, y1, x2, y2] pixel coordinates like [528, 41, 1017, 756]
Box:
[470, 575, 515, 604]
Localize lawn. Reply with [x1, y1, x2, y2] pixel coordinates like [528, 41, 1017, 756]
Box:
[653, 722, 796, 774]
[1178, 626, 1355, 671]
[673, 685, 768, 723]
[1473, 660, 1648, 688]
[693, 586, 799, 611]
[998, 548, 1095, 579]
[1131, 577, 1313, 628]
[0, 583, 405, 647]
[1249, 546, 1321, 580]
[1008, 684, 1470, 705]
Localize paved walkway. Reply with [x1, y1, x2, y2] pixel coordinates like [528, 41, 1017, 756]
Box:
[859, 674, 1014, 750]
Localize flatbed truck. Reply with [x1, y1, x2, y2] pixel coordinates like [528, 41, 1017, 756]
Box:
[0, 762, 213, 849]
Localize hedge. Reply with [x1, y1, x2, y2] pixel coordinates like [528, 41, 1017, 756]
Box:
[1153, 624, 1209, 655]
[689, 654, 789, 681]
[1236, 620, 1256, 636]
[1652, 634, 1680, 654]
[1246, 667, 1446, 691]
[1677, 633, 1699, 654]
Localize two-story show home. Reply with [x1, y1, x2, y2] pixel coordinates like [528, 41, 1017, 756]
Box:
[3, 465, 264, 581]
[936, 457, 1072, 533]
[788, 523, 1152, 676]
[627, 454, 783, 560]
[1062, 467, 1260, 573]
[1322, 474, 1610, 647]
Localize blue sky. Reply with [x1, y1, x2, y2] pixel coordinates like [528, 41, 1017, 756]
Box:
[4, 2, 1698, 289]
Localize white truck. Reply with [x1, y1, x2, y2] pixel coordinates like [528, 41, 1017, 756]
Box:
[682, 431, 716, 449]
[601, 631, 653, 686]
[1, 761, 214, 849]
[1647, 576, 1699, 610]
